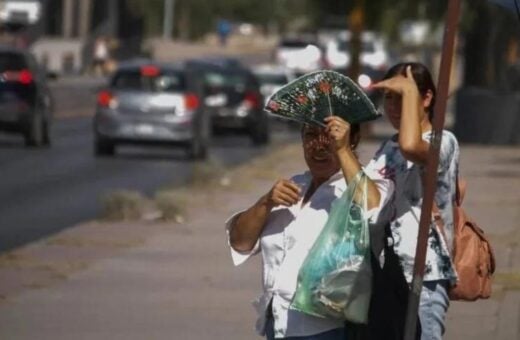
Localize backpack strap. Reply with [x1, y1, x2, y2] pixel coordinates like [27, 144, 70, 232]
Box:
[431, 201, 450, 253]
[456, 176, 467, 206]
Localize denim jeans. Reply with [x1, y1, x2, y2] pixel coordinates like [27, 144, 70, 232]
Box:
[419, 280, 450, 340]
[265, 317, 346, 340]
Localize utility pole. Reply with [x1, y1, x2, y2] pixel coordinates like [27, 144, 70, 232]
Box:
[163, 0, 175, 39]
[403, 0, 462, 339]
[348, 0, 369, 137]
[62, 0, 74, 38]
[79, 0, 92, 39]
[348, 0, 364, 82]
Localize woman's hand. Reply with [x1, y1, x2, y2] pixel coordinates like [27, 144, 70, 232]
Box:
[265, 179, 301, 208]
[324, 116, 351, 154]
[372, 65, 419, 95]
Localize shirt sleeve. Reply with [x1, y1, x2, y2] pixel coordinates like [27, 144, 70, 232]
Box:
[225, 211, 261, 266]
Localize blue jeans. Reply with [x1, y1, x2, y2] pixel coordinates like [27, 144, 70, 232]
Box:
[265, 317, 346, 340]
[419, 280, 450, 340]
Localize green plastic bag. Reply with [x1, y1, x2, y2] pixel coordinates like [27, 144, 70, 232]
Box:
[291, 171, 372, 324]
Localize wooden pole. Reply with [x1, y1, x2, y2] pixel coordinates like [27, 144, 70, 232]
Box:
[403, 1, 462, 339]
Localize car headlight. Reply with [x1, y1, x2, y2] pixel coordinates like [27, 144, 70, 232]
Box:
[358, 74, 372, 89]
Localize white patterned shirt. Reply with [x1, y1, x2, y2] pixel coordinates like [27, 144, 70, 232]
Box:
[364, 130, 459, 284]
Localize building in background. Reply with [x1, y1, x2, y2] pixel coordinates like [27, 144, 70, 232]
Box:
[0, 0, 144, 75]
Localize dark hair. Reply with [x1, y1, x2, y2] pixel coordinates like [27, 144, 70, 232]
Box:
[301, 123, 361, 150]
[383, 62, 436, 122]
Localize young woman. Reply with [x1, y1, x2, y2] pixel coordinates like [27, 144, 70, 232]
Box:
[367, 62, 460, 340]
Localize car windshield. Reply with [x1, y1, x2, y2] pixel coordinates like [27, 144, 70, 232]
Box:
[204, 71, 249, 92]
[111, 69, 186, 92]
[338, 40, 376, 53]
[255, 73, 288, 86]
[0, 53, 27, 71]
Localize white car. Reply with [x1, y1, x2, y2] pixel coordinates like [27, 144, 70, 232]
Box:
[275, 38, 324, 74]
[326, 31, 389, 72]
[253, 64, 295, 105]
[0, 0, 41, 25]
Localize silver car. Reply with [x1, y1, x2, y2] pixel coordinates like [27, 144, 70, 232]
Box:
[93, 62, 209, 159]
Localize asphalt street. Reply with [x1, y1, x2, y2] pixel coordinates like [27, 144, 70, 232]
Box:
[0, 52, 288, 253]
[0, 108, 298, 253]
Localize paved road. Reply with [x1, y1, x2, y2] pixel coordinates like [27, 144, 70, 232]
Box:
[0, 52, 281, 253]
[0, 115, 298, 253]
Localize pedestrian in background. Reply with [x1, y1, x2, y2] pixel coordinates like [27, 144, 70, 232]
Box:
[217, 19, 232, 47]
[92, 36, 109, 76]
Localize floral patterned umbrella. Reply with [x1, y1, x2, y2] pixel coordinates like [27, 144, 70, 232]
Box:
[265, 70, 381, 127]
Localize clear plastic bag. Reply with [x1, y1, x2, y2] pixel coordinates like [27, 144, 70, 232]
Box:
[291, 171, 372, 324]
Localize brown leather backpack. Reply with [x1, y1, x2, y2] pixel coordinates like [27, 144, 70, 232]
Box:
[434, 178, 496, 301]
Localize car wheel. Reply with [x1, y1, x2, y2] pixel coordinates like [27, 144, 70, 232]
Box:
[94, 137, 115, 156]
[24, 114, 45, 147]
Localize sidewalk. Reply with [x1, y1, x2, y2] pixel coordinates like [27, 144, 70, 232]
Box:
[0, 140, 518, 339]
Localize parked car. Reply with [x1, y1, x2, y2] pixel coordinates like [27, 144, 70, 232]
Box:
[0, 45, 53, 147]
[252, 64, 295, 104]
[274, 38, 325, 75]
[0, 0, 42, 26]
[93, 61, 209, 159]
[188, 59, 270, 145]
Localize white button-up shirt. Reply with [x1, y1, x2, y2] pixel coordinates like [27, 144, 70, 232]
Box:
[226, 170, 389, 338]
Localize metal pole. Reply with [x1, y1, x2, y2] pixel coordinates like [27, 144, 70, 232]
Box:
[348, 0, 364, 82]
[403, 1, 462, 339]
[79, 0, 92, 39]
[62, 0, 74, 38]
[163, 0, 175, 39]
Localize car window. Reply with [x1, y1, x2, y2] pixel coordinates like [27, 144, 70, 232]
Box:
[111, 70, 186, 92]
[203, 71, 249, 92]
[0, 52, 27, 71]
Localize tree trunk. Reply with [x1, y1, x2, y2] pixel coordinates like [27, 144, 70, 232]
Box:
[463, 1, 520, 90]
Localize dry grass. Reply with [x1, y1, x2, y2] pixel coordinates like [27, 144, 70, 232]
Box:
[154, 191, 188, 222]
[101, 190, 152, 221]
[46, 237, 143, 249]
[0, 252, 33, 269]
[189, 159, 227, 189]
[100, 142, 302, 222]
[0, 250, 89, 279]
[225, 143, 301, 192]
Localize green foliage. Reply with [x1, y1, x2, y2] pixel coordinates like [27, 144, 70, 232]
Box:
[127, 0, 164, 36]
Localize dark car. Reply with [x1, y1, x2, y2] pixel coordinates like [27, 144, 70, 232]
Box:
[187, 60, 270, 145]
[93, 61, 210, 159]
[0, 45, 53, 147]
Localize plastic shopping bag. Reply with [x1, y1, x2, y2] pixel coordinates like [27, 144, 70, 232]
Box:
[291, 171, 372, 324]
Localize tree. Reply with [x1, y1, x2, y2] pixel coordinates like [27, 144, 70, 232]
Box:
[462, 0, 520, 89]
